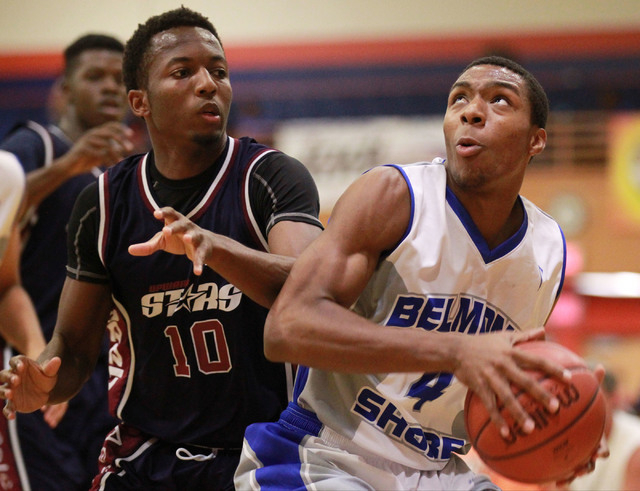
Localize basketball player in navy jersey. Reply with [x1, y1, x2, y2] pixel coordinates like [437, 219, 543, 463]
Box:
[0, 34, 132, 490]
[0, 7, 323, 490]
[232, 57, 605, 489]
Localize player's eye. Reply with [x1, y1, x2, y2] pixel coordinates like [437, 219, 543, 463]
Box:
[448, 93, 467, 106]
[172, 68, 190, 78]
[491, 95, 510, 105]
[209, 68, 228, 80]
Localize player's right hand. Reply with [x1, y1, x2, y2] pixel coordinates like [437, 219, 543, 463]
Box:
[62, 122, 134, 175]
[129, 207, 211, 275]
[454, 328, 570, 440]
[41, 401, 68, 429]
[0, 355, 61, 419]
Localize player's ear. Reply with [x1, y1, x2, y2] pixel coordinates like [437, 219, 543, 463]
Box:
[128, 89, 149, 118]
[529, 127, 547, 157]
[59, 76, 74, 105]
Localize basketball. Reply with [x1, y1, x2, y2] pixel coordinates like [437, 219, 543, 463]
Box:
[464, 340, 606, 484]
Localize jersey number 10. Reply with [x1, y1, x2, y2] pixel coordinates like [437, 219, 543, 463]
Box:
[164, 320, 232, 377]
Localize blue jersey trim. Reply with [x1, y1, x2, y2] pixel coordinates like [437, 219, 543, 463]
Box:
[382, 164, 414, 257]
[556, 225, 567, 301]
[292, 365, 309, 401]
[446, 187, 528, 264]
[280, 402, 323, 437]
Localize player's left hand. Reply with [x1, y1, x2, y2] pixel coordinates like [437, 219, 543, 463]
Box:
[128, 207, 211, 275]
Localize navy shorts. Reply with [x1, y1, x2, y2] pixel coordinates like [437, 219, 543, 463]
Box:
[91, 422, 241, 490]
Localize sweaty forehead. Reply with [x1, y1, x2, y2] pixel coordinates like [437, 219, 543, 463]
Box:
[149, 26, 222, 57]
[453, 64, 524, 90]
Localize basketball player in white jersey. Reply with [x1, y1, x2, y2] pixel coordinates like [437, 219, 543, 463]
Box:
[0, 150, 25, 261]
[0, 149, 43, 357]
[0, 150, 47, 490]
[233, 56, 603, 489]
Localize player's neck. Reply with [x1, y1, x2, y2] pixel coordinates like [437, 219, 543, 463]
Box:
[151, 135, 227, 180]
[479, 198, 523, 249]
[57, 115, 84, 142]
[458, 191, 524, 250]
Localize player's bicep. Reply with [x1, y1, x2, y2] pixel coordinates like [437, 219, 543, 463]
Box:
[286, 166, 411, 308]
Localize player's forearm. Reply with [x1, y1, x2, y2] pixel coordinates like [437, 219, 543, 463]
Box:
[203, 234, 295, 308]
[264, 296, 461, 374]
[37, 333, 93, 404]
[0, 285, 45, 358]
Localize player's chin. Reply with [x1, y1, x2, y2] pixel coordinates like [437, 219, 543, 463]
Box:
[92, 112, 125, 126]
[191, 131, 225, 146]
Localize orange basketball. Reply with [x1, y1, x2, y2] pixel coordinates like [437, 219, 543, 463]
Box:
[464, 341, 606, 484]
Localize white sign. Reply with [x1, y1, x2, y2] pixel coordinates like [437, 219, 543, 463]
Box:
[273, 116, 446, 211]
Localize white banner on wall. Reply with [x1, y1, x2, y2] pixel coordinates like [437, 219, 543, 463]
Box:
[273, 116, 446, 212]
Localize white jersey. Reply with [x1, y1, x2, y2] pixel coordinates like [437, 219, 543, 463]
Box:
[292, 159, 566, 471]
[0, 150, 25, 262]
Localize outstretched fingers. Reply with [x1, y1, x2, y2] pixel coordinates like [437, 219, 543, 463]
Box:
[499, 349, 572, 436]
[128, 231, 165, 256]
[128, 208, 187, 257]
[471, 377, 509, 438]
[127, 207, 211, 274]
[182, 233, 205, 275]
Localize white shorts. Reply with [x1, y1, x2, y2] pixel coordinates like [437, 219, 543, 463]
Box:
[235, 403, 500, 491]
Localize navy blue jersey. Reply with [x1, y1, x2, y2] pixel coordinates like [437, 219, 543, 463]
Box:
[0, 122, 100, 338]
[71, 136, 322, 448]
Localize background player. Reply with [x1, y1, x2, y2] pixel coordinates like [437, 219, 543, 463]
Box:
[0, 33, 133, 489]
[0, 7, 323, 490]
[234, 57, 598, 490]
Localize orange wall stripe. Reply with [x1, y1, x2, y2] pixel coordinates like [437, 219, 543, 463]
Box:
[1, 29, 639, 78]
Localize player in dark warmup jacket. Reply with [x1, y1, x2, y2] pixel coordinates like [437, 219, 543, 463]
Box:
[0, 34, 132, 490]
[0, 8, 323, 490]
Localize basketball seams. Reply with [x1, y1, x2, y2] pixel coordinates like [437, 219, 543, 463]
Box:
[467, 366, 595, 450]
[475, 383, 603, 461]
[464, 341, 607, 483]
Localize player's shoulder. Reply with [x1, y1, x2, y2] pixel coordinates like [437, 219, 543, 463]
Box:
[2, 120, 46, 145]
[395, 157, 446, 169]
[246, 141, 316, 190]
[0, 150, 24, 184]
[105, 152, 147, 178]
[366, 158, 446, 192]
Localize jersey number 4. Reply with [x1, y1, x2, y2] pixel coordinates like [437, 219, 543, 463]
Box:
[407, 372, 454, 411]
[164, 320, 232, 377]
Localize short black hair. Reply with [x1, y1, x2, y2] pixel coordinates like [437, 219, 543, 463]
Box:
[123, 7, 221, 92]
[63, 34, 124, 78]
[462, 56, 549, 129]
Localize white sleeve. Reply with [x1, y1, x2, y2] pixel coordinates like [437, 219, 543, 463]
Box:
[0, 150, 25, 261]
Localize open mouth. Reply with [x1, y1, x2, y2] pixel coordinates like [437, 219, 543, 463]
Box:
[456, 137, 482, 156]
[457, 137, 479, 147]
